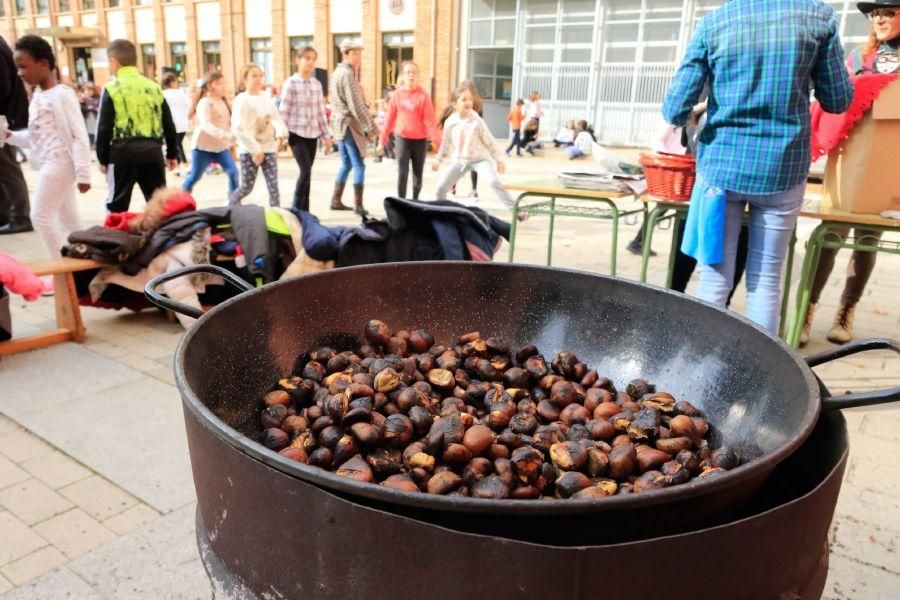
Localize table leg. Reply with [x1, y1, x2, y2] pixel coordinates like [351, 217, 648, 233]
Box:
[665, 210, 682, 289]
[508, 193, 526, 263]
[546, 196, 557, 266]
[608, 200, 620, 277]
[779, 228, 798, 339]
[640, 206, 665, 282]
[787, 224, 828, 348]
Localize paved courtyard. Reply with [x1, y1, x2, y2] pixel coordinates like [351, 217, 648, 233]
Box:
[0, 145, 898, 599]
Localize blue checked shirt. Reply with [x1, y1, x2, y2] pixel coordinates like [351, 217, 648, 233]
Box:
[662, 0, 854, 195]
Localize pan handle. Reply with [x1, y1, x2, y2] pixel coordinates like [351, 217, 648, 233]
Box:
[144, 264, 255, 320]
[805, 338, 900, 411]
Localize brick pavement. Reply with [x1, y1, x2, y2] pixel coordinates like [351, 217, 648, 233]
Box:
[0, 145, 898, 598]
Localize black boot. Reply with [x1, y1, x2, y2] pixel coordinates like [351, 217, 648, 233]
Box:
[0, 221, 34, 234]
[330, 182, 352, 211]
[353, 184, 369, 217]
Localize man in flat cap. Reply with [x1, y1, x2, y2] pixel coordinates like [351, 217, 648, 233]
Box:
[329, 39, 378, 216]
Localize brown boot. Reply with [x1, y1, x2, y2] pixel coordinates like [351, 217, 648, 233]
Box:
[353, 183, 369, 217]
[331, 182, 352, 211]
[799, 302, 817, 348]
[827, 304, 856, 345]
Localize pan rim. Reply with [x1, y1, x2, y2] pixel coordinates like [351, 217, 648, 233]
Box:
[174, 261, 821, 515]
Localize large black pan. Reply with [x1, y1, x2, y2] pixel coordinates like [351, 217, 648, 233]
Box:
[146, 262, 899, 543]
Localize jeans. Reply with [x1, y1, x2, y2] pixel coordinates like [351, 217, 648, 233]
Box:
[506, 130, 521, 155]
[696, 183, 805, 333]
[566, 146, 585, 159]
[336, 135, 365, 186]
[435, 160, 514, 209]
[183, 148, 239, 195]
[395, 137, 427, 199]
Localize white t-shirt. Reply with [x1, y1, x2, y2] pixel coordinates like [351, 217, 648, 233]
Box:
[163, 87, 191, 134]
[525, 100, 543, 122]
[231, 92, 288, 155]
[573, 131, 593, 154]
[8, 85, 92, 183]
[555, 127, 575, 143]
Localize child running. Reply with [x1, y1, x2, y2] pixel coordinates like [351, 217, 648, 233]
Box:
[182, 71, 239, 197]
[432, 83, 516, 215]
[5, 35, 90, 259]
[230, 64, 287, 206]
[505, 98, 524, 157]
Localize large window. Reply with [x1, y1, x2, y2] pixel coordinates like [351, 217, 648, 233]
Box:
[141, 43, 156, 80]
[470, 49, 513, 101]
[289, 36, 314, 73]
[469, 0, 516, 47]
[35, 0, 49, 13]
[382, 31, 414, 94]
[57, 0, 70, 12]
[82, 0, 95, 8]
[15, 0, 26, 16]
[202, 41, 221, 74]
[170, 43, 187, 83]
[249, 38, 274, 82]
[332, 33, 362, 73]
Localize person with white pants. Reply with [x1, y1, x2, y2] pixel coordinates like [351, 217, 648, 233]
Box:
[5, 35, 91, 260]
[432, 84, 515, 211]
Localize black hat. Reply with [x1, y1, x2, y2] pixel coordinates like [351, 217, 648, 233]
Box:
[858, 0, 900, 15]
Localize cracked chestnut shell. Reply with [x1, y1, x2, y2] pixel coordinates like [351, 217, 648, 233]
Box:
[510, 446, 544, 484]
[471, 474, 510, 499]
[427, 471, 462, 495]
[550, 441, 587, 471]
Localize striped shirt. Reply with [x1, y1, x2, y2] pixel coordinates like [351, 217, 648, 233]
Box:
[662, 0, 854, 195]
[279, 74, 330, 140]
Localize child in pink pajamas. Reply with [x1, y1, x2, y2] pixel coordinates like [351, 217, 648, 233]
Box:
[5, 36, 91, 259]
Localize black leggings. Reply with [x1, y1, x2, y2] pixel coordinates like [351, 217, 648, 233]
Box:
[289, 133, 318, 212]
[395, 137, 428, 199]
[174, 132, 187, 164]
[671, 219, 750, 307]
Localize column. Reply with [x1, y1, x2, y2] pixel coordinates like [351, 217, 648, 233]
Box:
[153, 0, 167, 81]
[432, 0, 455, 111]
[184, 0, 200, 84]
[270, 0, 287, 86]
[361, 0, 379, 101]
[219, 0, 247, 96]
[314, 0, 329, 69]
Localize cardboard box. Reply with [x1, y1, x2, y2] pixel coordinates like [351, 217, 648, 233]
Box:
[823, 77, 900, 214]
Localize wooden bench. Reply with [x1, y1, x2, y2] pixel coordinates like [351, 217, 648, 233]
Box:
[0, 258, 103, 356]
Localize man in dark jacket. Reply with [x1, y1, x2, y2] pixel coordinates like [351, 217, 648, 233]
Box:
[96, 39, 178, 213]
[0, 35, 32, 234]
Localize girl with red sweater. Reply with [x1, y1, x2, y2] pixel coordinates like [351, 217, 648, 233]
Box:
[378, 61, 441, 199]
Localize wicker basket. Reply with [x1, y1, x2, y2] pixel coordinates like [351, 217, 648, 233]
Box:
[639, 152, 697, 202]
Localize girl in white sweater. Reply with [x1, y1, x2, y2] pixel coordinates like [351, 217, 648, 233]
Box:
[432, 83, 515, 211]
[4, 36, 90, 259]
[230, 64, 287, 206]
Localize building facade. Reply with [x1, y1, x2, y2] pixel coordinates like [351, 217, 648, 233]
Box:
[462, 0, 875, 144]
[0, 0, 460, 109]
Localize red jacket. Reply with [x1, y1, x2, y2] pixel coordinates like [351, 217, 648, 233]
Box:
[380, 85, 441, 148]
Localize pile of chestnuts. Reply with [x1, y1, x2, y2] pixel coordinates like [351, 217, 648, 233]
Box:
[255, 320, 740, 500]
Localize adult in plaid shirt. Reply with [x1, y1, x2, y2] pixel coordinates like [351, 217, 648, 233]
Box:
[280, 46, 332, 213]
[663, 0, 854, 333]
[329, 40, 378, 217]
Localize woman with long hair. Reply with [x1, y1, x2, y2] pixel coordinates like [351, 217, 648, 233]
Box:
[379, 61, 441, 199]
[801, 1, 899, 345]
[182, 71, 239, 196]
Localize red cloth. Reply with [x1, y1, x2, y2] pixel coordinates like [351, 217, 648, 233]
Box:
[810, 73, 899, 160]
[103, 192, 197, 232]
[0, 253, 44, 301]
[380, 86, 442, 148]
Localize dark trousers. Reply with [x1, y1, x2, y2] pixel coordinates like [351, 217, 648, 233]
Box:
[0, 144, 31, 226]
[506, 129, 522, 155]
[174, 132, 188, 164]
[289, 134, 318, 212]
[810, 227, 881, 307]
[395, 137, 427, 199]
[107, 158, 167, 213]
